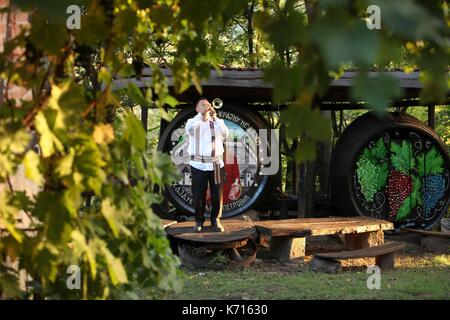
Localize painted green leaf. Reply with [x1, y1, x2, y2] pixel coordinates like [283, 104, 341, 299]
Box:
[390, 141, 415, 174]
[418, 147, 444, 176]
[410, 174, 423, 208]
[396, 195, 411, 221]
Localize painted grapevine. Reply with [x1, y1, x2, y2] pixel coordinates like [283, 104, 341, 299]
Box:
[354, 133, 449, 227]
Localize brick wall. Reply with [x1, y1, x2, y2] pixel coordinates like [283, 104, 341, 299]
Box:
[0, 0, 31, 103]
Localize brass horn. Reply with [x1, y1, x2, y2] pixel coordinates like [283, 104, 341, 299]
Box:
[212, 98, 223, 109]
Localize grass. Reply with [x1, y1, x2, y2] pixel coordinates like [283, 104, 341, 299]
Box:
[168, 253, 450, 300]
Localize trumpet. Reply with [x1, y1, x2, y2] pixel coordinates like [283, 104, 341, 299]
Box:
[212, 98, 223, 109]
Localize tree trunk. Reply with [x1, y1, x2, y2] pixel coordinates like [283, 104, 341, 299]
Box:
[246, 1, 256, 68]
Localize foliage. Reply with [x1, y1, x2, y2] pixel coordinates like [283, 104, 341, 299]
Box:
[0, 0, 252, 299]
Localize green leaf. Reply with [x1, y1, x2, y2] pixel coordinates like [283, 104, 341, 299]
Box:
[23, 150, 44, 187]
[123, 112, 146, 152]
[28, 12, 68, 55]
[74, 1, 109, 47]
[257, 10, 306, 53]
[0, 269, 22, 299]
[396, 195, 411, 221]
[0, 193, 23, 243]
[127, 83, 148, 107]
[100, 245, 128, 286]
[35, 111, 64, 158]
[264, 62, 302, 104]
[410, 174, 423, 208]
[101, 198, 131, 238]
[294, 140, 317, 163]
[366, 0, 447, 45]
[282, 106, 331, 142]
[351, 73, 403, 112]
[55, 149, 75, 177]
[390, 141, 415, 174]
[71, 230, 97, 279]
[371, 138, 388, 161]
[310, 15, 378, 68]
[418, 147, 444, 176]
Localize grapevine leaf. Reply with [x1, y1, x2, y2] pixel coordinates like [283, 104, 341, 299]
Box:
[35, 111, 64, 158]
[396, 195, 411, 221]
[374, 162, 389, 190]
[23, 150, 44, 187]
[418, 147, 444, 176]
[124, 112, 146, 152]
[71, 230, 97, 279]
[390, 141, 415, 174]
[371, 138, 388, 161]
[410, 174, 423, 207]
[100, 244, 128, 286]
[0, 270, 22, 299]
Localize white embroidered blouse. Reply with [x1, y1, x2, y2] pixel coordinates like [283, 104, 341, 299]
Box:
[185, 113, 230, 171]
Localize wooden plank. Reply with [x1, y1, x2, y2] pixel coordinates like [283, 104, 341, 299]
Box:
[254, 217, 393, 237]
[166, 219, 256, 243]
[161, 219, 177, 229]
[402, 227, 450, 239]
[315, 242, 405, 260]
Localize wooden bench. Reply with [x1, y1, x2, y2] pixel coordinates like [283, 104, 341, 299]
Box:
[402, 227, 450, 253]
[255, 217, 394, 262]
[311, 241, 405, 273]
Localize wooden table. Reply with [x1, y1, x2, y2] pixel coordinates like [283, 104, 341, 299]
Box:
[254, 217, 393, 261]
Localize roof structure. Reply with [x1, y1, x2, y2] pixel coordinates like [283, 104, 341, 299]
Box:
[111, 67, 448, 110]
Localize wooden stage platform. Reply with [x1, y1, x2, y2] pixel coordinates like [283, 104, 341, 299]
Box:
[164, 217, 394, 268]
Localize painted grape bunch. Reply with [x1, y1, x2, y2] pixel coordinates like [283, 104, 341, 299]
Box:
[387, 169, 412, 218]
[356, 138, 446, 222]
[418, 148, 446, 217]
[423, 175, 445, 216]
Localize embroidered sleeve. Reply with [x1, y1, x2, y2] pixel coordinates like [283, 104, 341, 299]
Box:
[185, 113, 203, 136]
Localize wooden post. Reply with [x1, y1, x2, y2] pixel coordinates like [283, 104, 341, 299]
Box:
[317, 110, 332, 196]
[297, 161, 314, 218]
[375, 252, 395, 269]
[270, 236, 306, 261]
[141, 105, 148, 132]
[344, 230, 384, 250]
[428, 105, 435, 129]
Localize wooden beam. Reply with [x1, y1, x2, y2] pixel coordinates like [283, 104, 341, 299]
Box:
[428, 105, 435, 129]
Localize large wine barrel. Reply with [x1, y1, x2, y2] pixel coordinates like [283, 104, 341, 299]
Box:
[331, 112, 450, 229]
[158, 101, 278, 218]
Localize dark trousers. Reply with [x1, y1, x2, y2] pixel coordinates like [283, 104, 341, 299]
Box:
[191, 166, 224, 223]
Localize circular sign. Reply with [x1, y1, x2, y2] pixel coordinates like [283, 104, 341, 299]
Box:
[158, 103, 274, 218]
[331, 112, 450, 229]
